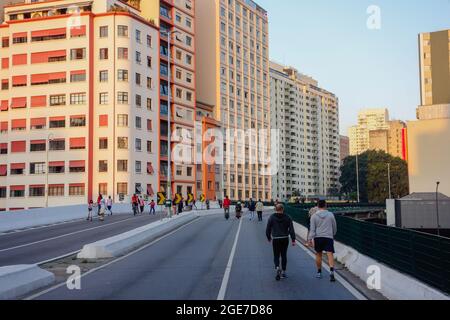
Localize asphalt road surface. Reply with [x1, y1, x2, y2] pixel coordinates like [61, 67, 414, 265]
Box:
[0, 211, 164, 267]
[31, 211, 360, 300]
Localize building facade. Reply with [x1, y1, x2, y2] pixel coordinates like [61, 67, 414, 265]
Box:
[0, 0, 159, 210]
[408, 29, 450, 197]
[270, 62, 340, 200]
[348, 108, 389, 156]
[196, 0, 271, 201]
[368, 120, 407, 160]
[340, 135, 349, 163]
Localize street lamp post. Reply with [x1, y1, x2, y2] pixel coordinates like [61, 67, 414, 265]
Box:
[45, 133, 54, 208]
[436, 181, 441, 237]
[387, 163, 392, 199]
[356, 153, 360, 203]
[161, 30, 180, 216]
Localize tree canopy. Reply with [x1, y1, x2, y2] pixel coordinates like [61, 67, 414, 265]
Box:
[339, 150, 409, 203]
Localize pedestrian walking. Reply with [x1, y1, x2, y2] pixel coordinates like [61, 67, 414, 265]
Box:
[206, 199, 210, 210]
[307, 200, 337, 282]
[87, 200, 94, 222]
[139, 197, 145, 214]
[132, 194, 139, 216]
[235, 201, 242, 219]
[248, 198, 256, 221]
[97, 193, 103, 216]
[256, 199, 264, 221]
[106, 196, 113, 216]
[266, 204, 296, 281]
[99, 197, 106, 222]
[178, 198, 184, 215]
[223, 196, 231, 220]
[192, 199, 198, 210]
[306, 205, 319, 246]
[150, 200, 156, 215]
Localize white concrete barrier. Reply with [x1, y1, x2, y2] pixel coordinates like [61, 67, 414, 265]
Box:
[293, 222, 449, 300]
[0, 265, 55, 300]
[0, 203, 136, 233]
[77, 212, 199, 259]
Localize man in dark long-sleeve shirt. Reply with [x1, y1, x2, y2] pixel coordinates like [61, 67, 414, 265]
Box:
[266, 204, 296, 281]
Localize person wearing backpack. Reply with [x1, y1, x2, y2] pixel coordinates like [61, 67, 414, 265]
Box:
[235, 200, 243, 219]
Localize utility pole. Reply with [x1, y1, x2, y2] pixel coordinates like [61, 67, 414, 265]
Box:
[356, 153, 360, 203]
[387, 163, 391, 199]
[436, 181, 441, 237]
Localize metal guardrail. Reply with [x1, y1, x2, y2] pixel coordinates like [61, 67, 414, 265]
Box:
[285, 205, 450, 295]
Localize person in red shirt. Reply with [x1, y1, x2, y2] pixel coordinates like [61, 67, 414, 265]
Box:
[223, 196, 231, 220]
[131, 194, 139, 216]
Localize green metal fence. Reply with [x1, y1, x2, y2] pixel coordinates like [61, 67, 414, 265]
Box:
[285, 205, 450, 295]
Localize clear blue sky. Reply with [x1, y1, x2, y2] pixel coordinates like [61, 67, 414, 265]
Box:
[257, 0, 450, 135]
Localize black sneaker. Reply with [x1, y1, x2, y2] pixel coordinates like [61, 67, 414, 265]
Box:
[330, 273, 336, 282]
[276, 267, 282, 281]
[281, 272, 288, 279]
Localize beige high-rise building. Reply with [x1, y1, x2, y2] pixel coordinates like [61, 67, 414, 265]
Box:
[270, 62, 340, 200]
[196, 0, 271, 201]
[368, 120, 407, 160]
[348, 108, 389, 155]
[408, 29, 450, 196]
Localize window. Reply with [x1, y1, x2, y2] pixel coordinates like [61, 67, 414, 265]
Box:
[118, 137, 128, 149]
[69, 185, 85, 196]
[10, 164, 25, 175]
[99, 138, 108, 150]
[99, 183, 108, 195]
[49, 185, 64, 196]
[117, 115, 128, 127]
[135, 94, 142, 107]
[117, 160, 128, 172]
[147, 77, 153, 89]
[147, 56, 152, 68]
[70, 116, 86, 127]
[135, 73, 141, 85]
[49, 139, 65, 151]
[135, 138, 142, 151]
[99, 92, 108, 105]
[70, 138, 86, 150]
[50, 94, 65, 106]
[30, 163, 45, 175]
[70, 48, 86, 60]
[136, 29, 141, 43]
[29, 185, 45, 197]
[117, 92, 128, 104]
[118, 25, 128, 37]
[30, 141, 46, 152]
[135, 116, 142, 129]
[118, 69, 128, 81]
[186, 35, 192, 46]
[99, 70, 108, 82]
[99, 48, 108, 60]
[49, 118, 65, 128]
[117, 183, 128, 195]
[186, 54, 192, 65]
[136, 51, 141, 64]
[147, 98, 152, 110]
[135, 161, 142, 174]
[118, 47, 128, 59]
[99, 160, 108, 173]
[99, 26, 108, 38]
[70, 93, 86, 105]
[147, 141, 152, 153]
[187, 167, 192, 177]
[10, 187, 25, 198]
[2, 37, 9, 48]
[70, 72, 86, 82]
[147, 35, 152, 47]
[0, 187, 6, 198]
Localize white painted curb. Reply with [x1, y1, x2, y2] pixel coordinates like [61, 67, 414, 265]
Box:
[77, 212, 200, 259]
[0, 265, 55, 300]
[293, 222, 449, 300]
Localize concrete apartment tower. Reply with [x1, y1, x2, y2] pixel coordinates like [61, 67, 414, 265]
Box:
[348, 108, 389, 156]
[408, 29, 450, 196]
[0, 0, 160, 210]
[270, 62, 340, 200]
[195, 0, 271, 201]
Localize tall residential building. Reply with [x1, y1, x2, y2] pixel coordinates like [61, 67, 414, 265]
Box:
[368, 120, 408, 160]
[340, 135, 349, 163]
[408, 29, 450, 196]
[0, 0, 160, 211]
[196, 0, 271, 201]
[270, 62, 340, 200]
[154, 0, 198, 199]
[348, 108, 389, 155]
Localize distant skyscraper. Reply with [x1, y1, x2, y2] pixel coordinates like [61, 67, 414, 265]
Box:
[348, 108, 389, 155]
[270, 62, 340, 200]
[368, 120, 407, 161]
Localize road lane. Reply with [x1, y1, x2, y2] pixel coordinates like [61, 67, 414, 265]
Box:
[0, 212, 165, 266]
[32, 211, 360, 300]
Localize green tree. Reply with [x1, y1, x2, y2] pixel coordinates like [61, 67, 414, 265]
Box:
[339, 150, 409, 203]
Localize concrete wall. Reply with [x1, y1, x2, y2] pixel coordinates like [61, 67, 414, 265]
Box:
[407, 118, 450, 197]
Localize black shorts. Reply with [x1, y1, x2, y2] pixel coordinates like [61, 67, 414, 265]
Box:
[314, 237, 335, 253]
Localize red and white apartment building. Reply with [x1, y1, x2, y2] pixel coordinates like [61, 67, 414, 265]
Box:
[0, 0, 160, 210]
